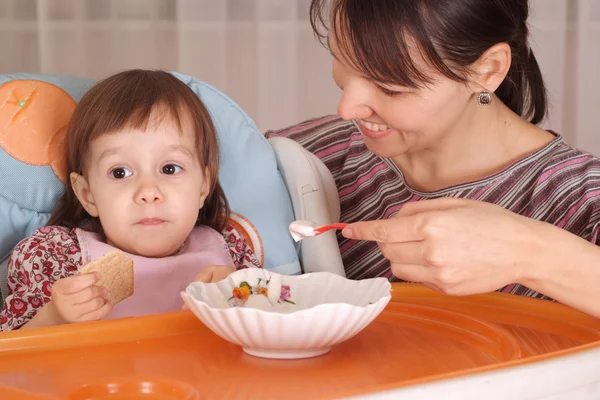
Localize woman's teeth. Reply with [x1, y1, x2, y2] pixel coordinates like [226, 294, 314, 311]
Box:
[358, 119, 388, 132]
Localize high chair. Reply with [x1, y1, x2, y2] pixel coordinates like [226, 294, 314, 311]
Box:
[0, 72, 344, 303]
[1, 73, 600, 400]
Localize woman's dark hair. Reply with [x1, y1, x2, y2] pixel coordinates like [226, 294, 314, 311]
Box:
[310, 0, 547, 124]
[47, 69, 230, 232]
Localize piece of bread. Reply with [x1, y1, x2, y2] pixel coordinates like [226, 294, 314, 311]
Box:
[80, 250, 134, 305]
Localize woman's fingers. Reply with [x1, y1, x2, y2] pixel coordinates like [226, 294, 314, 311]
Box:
[343, 198, 470, 243]
[343, 214, 425, 243]
[378, 241, 424, 265]
[389, 263, 435, 283]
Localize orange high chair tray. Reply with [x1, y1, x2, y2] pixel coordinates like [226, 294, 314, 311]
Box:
[0, 283, 599, 399]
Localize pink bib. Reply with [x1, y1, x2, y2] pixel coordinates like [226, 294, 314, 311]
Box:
[76, 226, 234, 319]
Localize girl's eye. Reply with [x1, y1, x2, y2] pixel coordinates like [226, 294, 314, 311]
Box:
[110, 167, 132, 179]
[162, 164, 182, 175]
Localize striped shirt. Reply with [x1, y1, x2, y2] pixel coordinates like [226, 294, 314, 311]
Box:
[266, 115, 600, 299]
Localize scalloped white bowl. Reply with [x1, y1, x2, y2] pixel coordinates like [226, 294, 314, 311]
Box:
[181, 268, 392, 359]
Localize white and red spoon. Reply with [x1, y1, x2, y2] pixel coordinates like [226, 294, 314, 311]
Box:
[289, 220, 348, 242]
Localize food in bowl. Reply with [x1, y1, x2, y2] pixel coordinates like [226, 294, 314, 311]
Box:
[181, 269, 391, 359]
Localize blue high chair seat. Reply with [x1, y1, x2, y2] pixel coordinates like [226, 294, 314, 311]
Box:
[0, 71, 345, 301]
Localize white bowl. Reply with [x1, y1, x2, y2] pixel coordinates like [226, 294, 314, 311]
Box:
[181, 268, 392, 359]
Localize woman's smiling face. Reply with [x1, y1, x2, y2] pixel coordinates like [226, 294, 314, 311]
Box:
[329, 31, 475, 159]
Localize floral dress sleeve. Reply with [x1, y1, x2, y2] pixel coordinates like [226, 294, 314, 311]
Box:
[222, 224, 262, 270]
[0, 226, 82, 331]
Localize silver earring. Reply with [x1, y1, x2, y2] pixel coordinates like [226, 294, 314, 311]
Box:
[478, 91, 492, 106]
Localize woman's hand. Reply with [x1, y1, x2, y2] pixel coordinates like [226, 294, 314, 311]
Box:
[344, 197, 600, 318]
[342, 198, 549, 295]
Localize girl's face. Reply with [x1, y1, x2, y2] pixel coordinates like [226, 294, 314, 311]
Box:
[329, 33, 476, 160]
[71, 110, 209, 257]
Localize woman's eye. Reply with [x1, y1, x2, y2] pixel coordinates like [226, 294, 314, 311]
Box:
[162, 164, 182, 175]
[110, 167, 132, 179]
[379, 86, 404, 97]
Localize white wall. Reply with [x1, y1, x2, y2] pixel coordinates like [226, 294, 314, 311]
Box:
[0, 0, 598, 152]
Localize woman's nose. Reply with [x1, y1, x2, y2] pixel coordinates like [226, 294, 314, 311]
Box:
[336, 85, 373, 121]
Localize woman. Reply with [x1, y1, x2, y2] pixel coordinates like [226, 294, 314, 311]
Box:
[267, 0, 600, 318]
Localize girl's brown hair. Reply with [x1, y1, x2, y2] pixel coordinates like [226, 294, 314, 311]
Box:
[311, 0, 547, 125]
[47, 69, 230, 232]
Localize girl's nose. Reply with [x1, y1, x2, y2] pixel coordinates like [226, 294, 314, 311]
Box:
[135, 181, 163, 204]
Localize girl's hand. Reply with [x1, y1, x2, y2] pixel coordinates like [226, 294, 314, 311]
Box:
[343, 198, 549, 296]
[182, 266, 237, 310]
[49, 272, 113, 324]
[193, 265, 236, 283]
